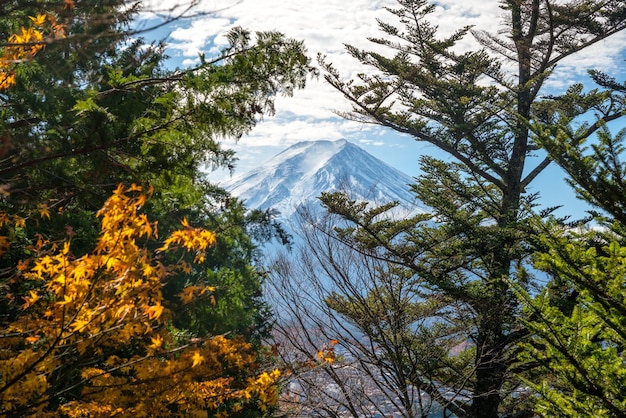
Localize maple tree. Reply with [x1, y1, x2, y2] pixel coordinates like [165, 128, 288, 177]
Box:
[0, 8, 68, 90]
[0, 184, 281, 416]
[0, 1, 311, 416]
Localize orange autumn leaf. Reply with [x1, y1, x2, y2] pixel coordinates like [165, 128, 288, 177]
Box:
[316, 340, 339, 364]
[21, 290, 40, 309]
[191, 351, 204, 368]
[17, 259, 29, 272]
[149, 334, 163, 350]
[145, 303, 164, 320]
[179, 286, 197, 304]
[0, 186, 280, 416]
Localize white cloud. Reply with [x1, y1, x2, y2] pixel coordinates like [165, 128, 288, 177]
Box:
[358, 139, 386, 146]
[545, 32, 626, 90]
[168, 17, 232, 56]
[140, 0, 626, 178]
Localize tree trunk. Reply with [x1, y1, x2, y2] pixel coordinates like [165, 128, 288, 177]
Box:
[471, 313, 508, 417]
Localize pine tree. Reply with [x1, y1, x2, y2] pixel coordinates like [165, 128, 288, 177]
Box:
[315, 1, 626, 416]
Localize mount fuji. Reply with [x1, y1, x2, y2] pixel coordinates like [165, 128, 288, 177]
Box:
[224, 139, 424, 220]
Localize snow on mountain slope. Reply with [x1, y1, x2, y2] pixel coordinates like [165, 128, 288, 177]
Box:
[224, 139, 424, 219]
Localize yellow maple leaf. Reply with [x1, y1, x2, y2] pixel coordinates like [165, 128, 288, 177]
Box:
[179, 260, 192, 274]
[71, 318, 89, 332]
[200, 286, 215, 295]
[29, 14, 47, 26]
[143, 263, 156, 277]
[149, 334, 163, 350]
[317, 343, 336, 364]
[191, 351, 204, 368]
[179, 286, 196, 304]
[14, 216, 26, 228]
[0, 72, 16, 90]
[145, 303, 163, 320]
[22, 290, 39, 309]
[38, 204, 50, 219]
[105, 355, 120, 367]
[128, 183, 142, 192]
[57, 294, 73, 306]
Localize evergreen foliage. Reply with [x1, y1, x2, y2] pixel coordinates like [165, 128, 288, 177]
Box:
[0, 0, 312, 415]
[312, 1, 626, 416]
[519, 125, 626, 417]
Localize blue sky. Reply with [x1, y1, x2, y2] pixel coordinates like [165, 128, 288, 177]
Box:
[140, 0, 626, 219]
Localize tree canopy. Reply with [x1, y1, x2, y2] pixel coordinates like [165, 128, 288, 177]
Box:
[1, 185, 281, 416]
[0, 0, 312, 415]
[301, 0, 626, 416]
[518, 124, 626, 417]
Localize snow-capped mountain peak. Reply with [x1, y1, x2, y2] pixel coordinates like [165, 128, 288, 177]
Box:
[224, 139, 422, 219]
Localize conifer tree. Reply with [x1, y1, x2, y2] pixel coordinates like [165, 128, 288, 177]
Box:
[0, 0, 310, 336]
[315, 1, 626, 416]
[0, 0, 312, 414]
[519, 124, 626, 417]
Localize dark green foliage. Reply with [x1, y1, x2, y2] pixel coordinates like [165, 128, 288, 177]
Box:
[160, 197, 279, 342]
[0, 2, 312, 413]
[1, 8, 310, 215]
